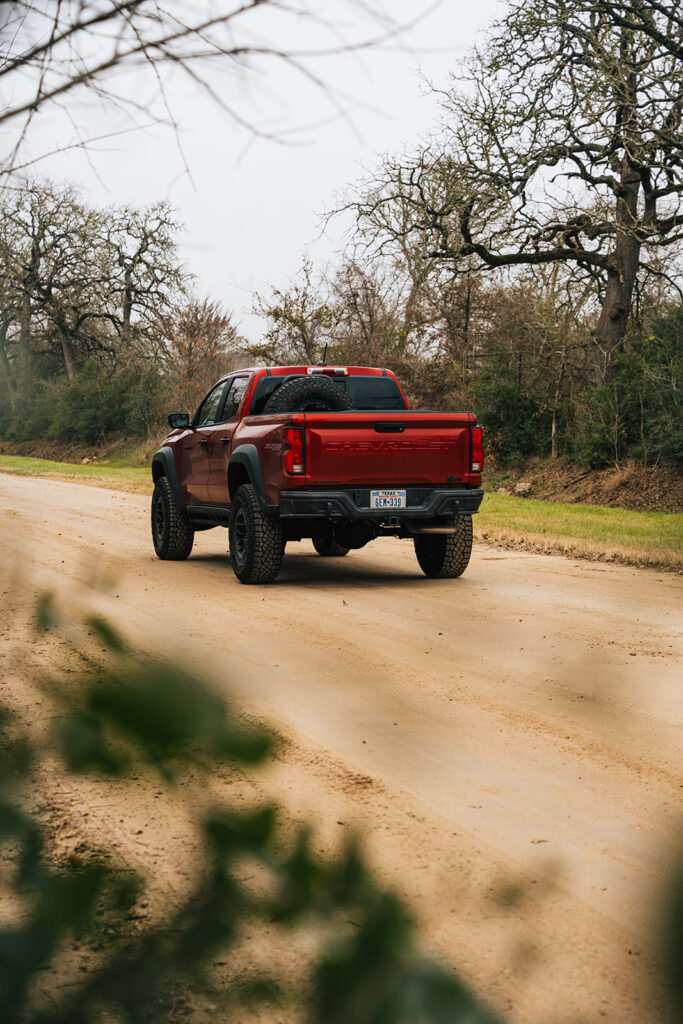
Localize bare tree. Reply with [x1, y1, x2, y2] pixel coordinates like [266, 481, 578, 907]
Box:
[351, 0, 683, 375]
[0, 179, 107, 403]
[330, 259, 411, 366]
[0, 179, 192, 409]
[250, 259, 337, 366]
[104, 202, 186, 351]
[161, 295, 243, 409]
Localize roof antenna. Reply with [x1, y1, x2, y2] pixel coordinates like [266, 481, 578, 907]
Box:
[317, 343, 328, 366]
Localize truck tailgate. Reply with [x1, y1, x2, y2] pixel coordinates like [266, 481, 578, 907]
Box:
[303, 411, 475, 486]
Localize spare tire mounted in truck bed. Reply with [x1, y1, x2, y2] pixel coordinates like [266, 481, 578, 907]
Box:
[263, 375, 356, 414]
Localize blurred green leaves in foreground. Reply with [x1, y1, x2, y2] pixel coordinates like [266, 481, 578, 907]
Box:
[0, 599, 499, 1024]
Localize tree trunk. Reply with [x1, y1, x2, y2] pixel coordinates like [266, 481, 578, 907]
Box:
[551, 335, 567, 459]
[461, 272, 472, 386]
[0, 319, 16, 411]
[59, 328, 78, 383]
[18, 290, 32, 409]
[593, 161, 641, 378]
[121, 268, 133, 346]
[551, 410, 558, 458]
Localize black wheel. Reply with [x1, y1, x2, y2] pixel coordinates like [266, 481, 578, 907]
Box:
[151, 476, 194, 560]
[263, 376, 356, 414]
[312, 534, 350, 557]
[229, 484, 283, 584]
[414, 517, 473, 579]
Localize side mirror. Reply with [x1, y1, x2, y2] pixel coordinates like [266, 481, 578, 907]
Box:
[168, 412, 190, 429]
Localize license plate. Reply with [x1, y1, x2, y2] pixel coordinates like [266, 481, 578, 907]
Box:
[370, 489, 406, 509]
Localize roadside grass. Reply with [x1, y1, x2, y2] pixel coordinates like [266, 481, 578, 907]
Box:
[1, 454, 680, 570]
[476, 493, 682, 570]
[0, 454, 150, 494]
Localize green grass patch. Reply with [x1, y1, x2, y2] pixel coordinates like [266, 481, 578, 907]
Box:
[0, 454, 150, 493]
[98, 440, 155, 467]
[477, 493, 682, 569]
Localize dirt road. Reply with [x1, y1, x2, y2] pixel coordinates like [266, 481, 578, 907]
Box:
[1, 473, 681, 1023]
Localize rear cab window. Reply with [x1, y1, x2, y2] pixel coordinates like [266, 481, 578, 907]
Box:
[343, 376, 406, 410]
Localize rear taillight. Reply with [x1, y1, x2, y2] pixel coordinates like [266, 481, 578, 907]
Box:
[470, 426, 484, 473]
[283, 427, 305, 475]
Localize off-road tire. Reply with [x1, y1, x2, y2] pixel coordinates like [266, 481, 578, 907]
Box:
[414, 516, 473, 579]
[263, 375, 356, 414]
[151, 476, 194, 560]
[312, 534, 350, 557]
[229, 484, 283, 584]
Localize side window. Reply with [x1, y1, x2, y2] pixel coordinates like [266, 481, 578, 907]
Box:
[221, 376, 249, 421]
[196, 382, 228, 427]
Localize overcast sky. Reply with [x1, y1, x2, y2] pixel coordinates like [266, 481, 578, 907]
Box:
[16, 0, 502, 341]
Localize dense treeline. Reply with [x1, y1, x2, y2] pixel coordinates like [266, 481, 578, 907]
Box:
[0, 177, 680, 470]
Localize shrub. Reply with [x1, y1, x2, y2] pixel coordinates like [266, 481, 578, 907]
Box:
[3, 360, 166, 443]
[473, 359, 551, 463]
[573, 309, 683, 468]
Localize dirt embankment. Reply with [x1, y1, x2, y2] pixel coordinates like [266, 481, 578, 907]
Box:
[489, 457, 682, 513]
[0, 436, 154, 466]
[1, 473, 682, 1024]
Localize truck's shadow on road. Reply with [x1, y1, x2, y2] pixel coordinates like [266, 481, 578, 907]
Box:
[187, 551, 436, 586]
[279, 554, 422, 586]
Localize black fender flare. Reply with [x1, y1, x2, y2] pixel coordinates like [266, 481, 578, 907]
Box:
[228, 444, 269, 508]
[152, 447, 184, 508]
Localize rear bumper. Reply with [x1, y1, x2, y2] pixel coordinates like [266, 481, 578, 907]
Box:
[278, 487, 484, 519]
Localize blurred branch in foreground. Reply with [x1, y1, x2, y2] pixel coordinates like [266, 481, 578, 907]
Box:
[0, 596, 500, 1023]
[0, 0, 430, 175]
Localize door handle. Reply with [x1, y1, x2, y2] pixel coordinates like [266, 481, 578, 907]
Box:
[198, 439, 208, 447]
[221, 438, 231, 445]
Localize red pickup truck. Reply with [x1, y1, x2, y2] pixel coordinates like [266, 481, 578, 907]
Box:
[151, 365, 484, 584]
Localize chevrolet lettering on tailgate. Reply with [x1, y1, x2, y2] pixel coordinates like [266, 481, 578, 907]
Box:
[325, 439, 458, 451]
